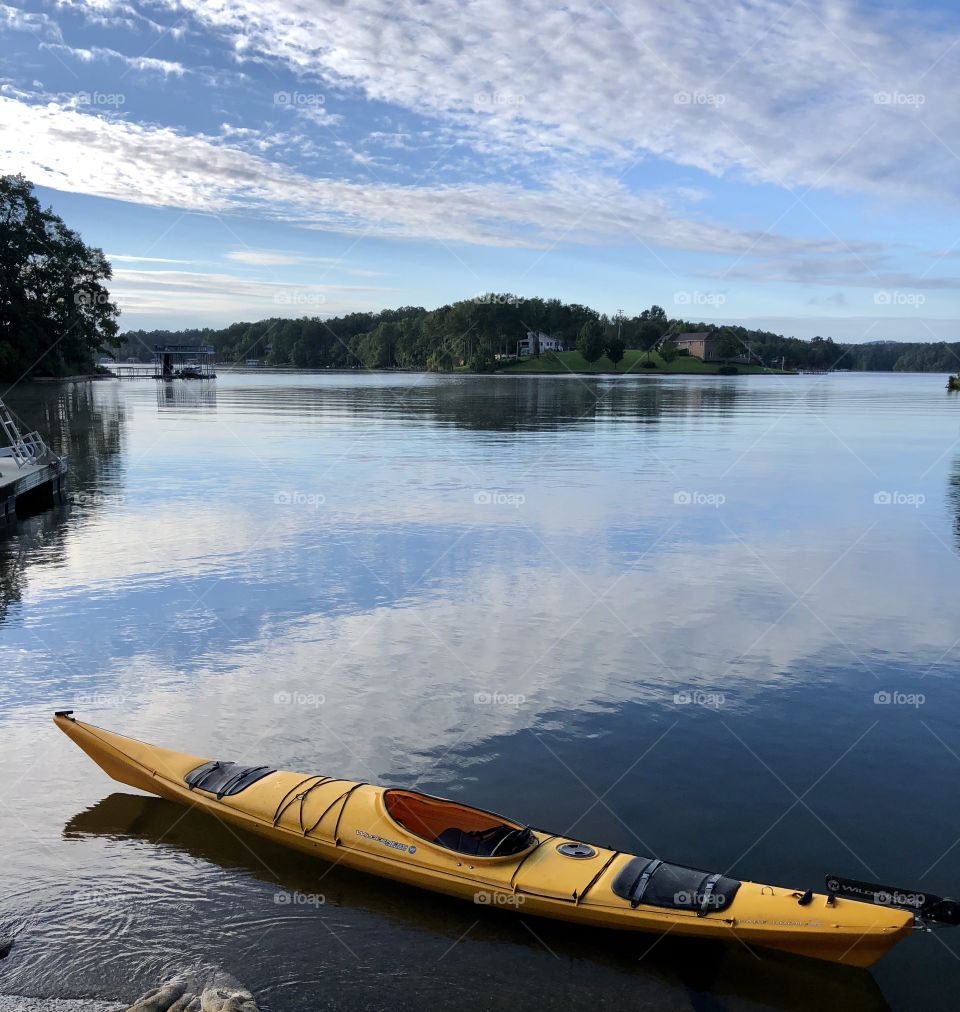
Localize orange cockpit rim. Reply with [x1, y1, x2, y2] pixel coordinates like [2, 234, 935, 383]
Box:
[383, 789, 537, 858]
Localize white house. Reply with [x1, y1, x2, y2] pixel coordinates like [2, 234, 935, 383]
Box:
[518, 330, 563, 356]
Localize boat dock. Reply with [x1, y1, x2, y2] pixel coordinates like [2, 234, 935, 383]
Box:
[0, 400, 67, 526]
[106, 344, 217, 380]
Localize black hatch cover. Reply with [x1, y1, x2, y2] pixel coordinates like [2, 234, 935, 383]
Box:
[185, 760, 276, 798]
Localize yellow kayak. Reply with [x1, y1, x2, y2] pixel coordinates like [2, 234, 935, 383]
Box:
[54, 712, 913, 967]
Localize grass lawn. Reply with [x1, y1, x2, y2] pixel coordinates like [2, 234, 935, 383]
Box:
[500, 349, 783, 375]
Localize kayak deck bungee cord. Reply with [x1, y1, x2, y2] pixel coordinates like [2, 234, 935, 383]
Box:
[56, 711, 936, 967]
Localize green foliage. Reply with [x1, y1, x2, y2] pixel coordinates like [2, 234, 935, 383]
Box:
[0, 175, 119, 379]
[604, 335, 625, 369]
[468, 348, 496, 372]
[427, 346, 456, 371]
[113, 288, 959, 376]
[714, 329, 743, 363]
[578, 319, 605, 363]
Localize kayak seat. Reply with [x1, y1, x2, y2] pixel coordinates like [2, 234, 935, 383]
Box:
[433, 824, 534, 857]
[185, 760, 276, 799]
[384, 788, 536, 858]
[611, 856, 740, 915]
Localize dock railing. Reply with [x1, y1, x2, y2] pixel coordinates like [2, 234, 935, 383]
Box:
[0, 399, 59, 468]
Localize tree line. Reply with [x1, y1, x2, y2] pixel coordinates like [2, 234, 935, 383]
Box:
[118, 304, 960, 374]
[3, 174, 958, 380]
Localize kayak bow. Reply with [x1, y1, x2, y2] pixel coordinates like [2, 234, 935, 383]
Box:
[54, 711, 913, 967]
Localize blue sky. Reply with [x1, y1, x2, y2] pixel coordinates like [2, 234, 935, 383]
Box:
[2, 0, 959, 339]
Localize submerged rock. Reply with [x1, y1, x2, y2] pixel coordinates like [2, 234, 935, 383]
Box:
[0, 920, 15, 960]
[125, 972, 257, 1012]
[197, 987, 258, 1012]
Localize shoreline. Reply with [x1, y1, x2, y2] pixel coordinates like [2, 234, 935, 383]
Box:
[17, 365, 955, 384]
[29, 374, 113, 384]
[0, 997, 116, 1012]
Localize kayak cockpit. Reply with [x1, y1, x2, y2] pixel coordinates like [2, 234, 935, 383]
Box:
[384, 789, 536, 858]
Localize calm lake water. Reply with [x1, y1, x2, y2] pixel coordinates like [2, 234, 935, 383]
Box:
[1, 371, 959, 1010]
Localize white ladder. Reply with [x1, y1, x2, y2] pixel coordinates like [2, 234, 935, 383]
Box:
[0, 399, 50, 467]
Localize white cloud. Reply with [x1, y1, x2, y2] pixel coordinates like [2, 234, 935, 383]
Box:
[224, 249, 389, 274]
[108, 254, 196, 264]
[278, 101, 343, 129]
[40, 43, 186, 76]
[0, 96, 891, 261]
[1, 3, 62, 40]
[224, 249, 304, 265]
[55, 0, 184, 34]
[109, 267, 393, 318]
[718, 257, 960, 290]
[144, 0, 960, 201]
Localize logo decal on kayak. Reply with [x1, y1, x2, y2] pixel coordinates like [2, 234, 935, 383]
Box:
[738, 919, 823, 927]
[356, 828, 416, 855]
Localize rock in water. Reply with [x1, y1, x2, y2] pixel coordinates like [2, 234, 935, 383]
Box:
[200, 987, 258, 1012]
[125, 972, 257, 1012]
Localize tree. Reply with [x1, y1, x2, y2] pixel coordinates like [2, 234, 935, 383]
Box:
[659, 338, 678, 364]
[357, 320, 400, 368]
[468, 348, 495, 372]
[426, 346, 456, 371]
[638, 321, 662, 363]
[578, 319, 605, 363]
[714, 329, 742, 364]
[0, 175, 119, 379]
[604, 335, 625, 369]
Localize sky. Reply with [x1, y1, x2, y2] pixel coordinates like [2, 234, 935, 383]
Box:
[1, 0, 959, 340]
